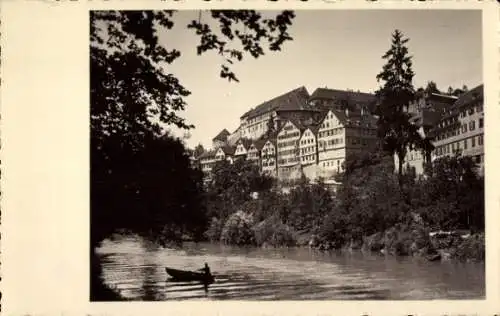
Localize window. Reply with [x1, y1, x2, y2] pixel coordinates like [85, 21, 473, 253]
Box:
[469, 121, 475, 131]
[478, 135, 483, 146]
[468, 107, 474, 115]
[471, 137, 476, 147]
[479, 118, 483, 128]
[464, 139, 468, 149]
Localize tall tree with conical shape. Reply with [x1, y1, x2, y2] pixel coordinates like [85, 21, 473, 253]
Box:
[375, 30, 427, 183]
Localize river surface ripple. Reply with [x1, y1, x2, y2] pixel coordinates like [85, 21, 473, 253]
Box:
[95, 235, 485, 301]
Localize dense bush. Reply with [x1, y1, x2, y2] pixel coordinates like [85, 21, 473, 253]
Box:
[220, 211, 256, 245]
[253, 216, 297, 247]
[451, 233, 485, 262]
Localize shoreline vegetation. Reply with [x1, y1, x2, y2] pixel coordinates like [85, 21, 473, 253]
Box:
[89, 16, 484, 300]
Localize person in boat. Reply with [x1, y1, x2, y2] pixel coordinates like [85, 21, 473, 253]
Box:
[198, 263, 212, 293]
[198, 262, 211, 275]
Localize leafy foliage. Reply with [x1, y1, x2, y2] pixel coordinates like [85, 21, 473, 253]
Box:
[220, 210, 256, 246]
[91, 132, 207, 247]
[90, 10, 296, 247]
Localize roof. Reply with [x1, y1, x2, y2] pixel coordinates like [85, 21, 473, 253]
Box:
[302, 124, 320, 135]
[236, 137, 253, 149]
[318, 108, 378, 127]
[198, 150, 216, 159]
[220, 145, 236, 155]
[277, 118, 309, 135]
[253, 139, 268, 151]
[240, 86, 311, 119]
[212, 129, 230, 141]
[454, 84, 483, 109]
[309, 88, 376, 109]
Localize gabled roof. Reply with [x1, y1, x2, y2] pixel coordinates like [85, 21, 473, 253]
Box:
[303, 124, 320, 136]
[236, 137, 253, 149]
[221, 145, 236, 155]
[319, 108, 378, 127]
[212, 129, 230, 141]
[252, 139, 268, 151]
[240, 86, 311, 119]
[277, 118, 309, 136]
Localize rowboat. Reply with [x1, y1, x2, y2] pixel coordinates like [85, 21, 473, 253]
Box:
[165, 267, 215, 283]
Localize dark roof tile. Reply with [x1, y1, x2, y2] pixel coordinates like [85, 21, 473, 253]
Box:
[241, 86, 311, 119]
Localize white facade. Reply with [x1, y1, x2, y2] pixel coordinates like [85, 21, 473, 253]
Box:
[317, 110, 346, 177]
[277, 120, 302, 181]
[234, 140, 248, 157]
[277, 121, 301, 167]
[261, 140, 277, 176]
[240, 112, 276, 140]
[299, 128, 317, 166]
[247, 143, 260, 165]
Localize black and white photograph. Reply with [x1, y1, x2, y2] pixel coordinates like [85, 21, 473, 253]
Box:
[89, 8, 488, 301]
[2, 2, 499, 315]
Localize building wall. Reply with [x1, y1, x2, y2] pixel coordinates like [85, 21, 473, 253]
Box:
[277, 121, 301, 181]
[247, 145, 261, 167]
[234, 142, 248, 157]
[299, 128, 317, 166]
[432, 99, 484, 175]
[200, 155, 216, 176]
[261, 141, 277, 177]
[396, 92, 484, 177]
[317, 111, 346, 178]
[240, 112, 276, 140]
[212, 139, 226, 149]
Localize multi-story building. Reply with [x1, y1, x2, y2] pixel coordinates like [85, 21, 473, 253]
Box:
[396, 84, 484, 177]
[432, 84, 484, 175]
[199, 150, 216, 177]
[310, 88, 378, 180]
[407, 92, 458, 115]
[233, 138, 253, 160]
[261, 139, 277, 177]
[239, 86, 313, 140]
[299, 126, 319, 180]
[247, 139, 266, 168]
[276, 119, 304, 181]
[214, 145, 236, 164]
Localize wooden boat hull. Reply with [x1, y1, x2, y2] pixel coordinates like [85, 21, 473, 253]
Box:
[165, 267, 214, 283]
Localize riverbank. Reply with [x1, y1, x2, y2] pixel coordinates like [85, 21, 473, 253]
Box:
[298, 226, 485, 263]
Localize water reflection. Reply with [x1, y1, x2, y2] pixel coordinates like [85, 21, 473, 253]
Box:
[95, 235, 485, 301]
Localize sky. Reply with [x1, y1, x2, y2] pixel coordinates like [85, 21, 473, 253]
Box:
[159, 10, 483, 149]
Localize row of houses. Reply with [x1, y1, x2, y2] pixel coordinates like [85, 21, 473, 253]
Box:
[196, 83, 485, 184]
[197, 86, 379, 183]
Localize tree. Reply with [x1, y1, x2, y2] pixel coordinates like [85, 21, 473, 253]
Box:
[424, 81, 440, 94]
[193, 143, 205, 158]
[91, 10, 295, 142]
[375, 30, 428, 183]
[90, 10, 296, 244]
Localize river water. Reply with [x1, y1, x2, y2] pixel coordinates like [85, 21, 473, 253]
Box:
[95, 235, 484, 301]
